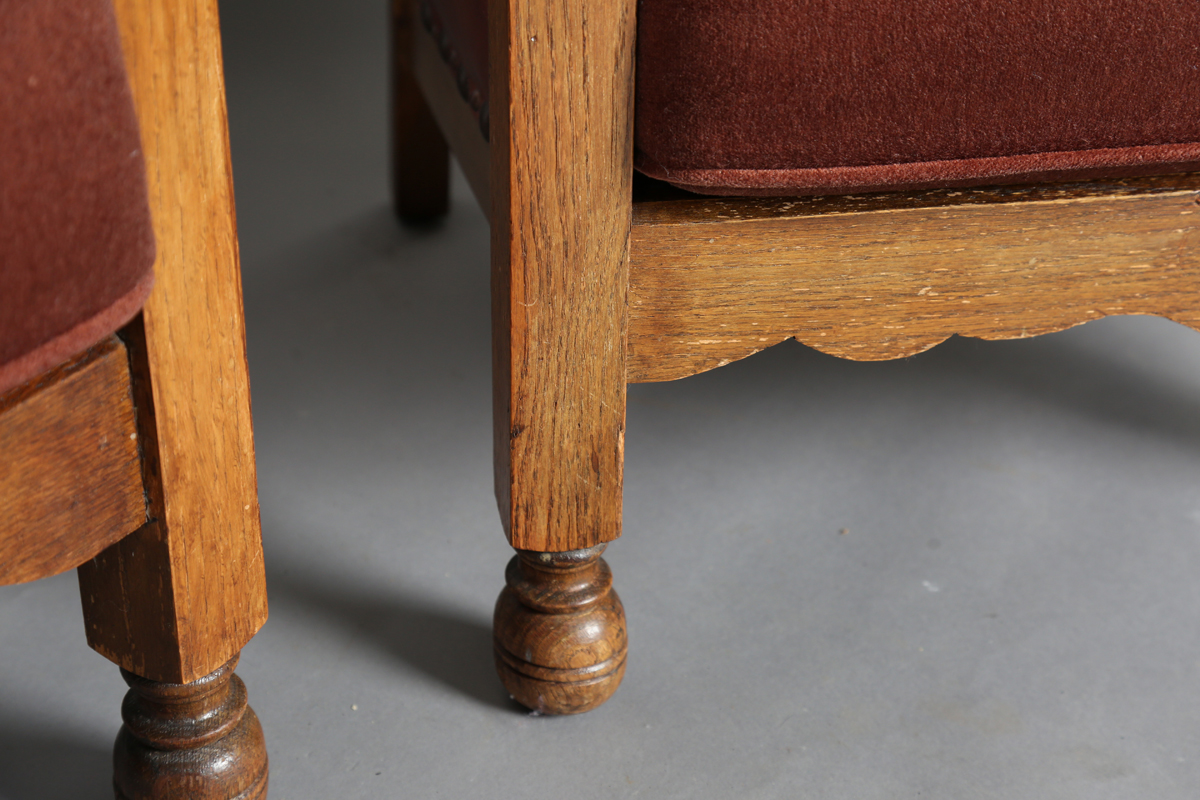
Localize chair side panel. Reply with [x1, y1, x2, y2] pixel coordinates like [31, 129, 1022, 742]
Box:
[629, 177, 1200, 381]
[0, 338, 145, 585]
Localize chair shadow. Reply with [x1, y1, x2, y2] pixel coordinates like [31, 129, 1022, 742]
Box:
[235, 206, 513, 712]
[907, 325, 1200, 451]
[0, 722, 112, 800]
[669, 322, 1200, 456]
[266, 565, 519, 713]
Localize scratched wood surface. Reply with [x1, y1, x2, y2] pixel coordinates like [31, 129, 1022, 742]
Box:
[413, 0, 491, 217]
[0, 338, 145, 586]
[628, 175, 1200, 382]
[489, 0, 635, 551]
[77, 0, 267, 684]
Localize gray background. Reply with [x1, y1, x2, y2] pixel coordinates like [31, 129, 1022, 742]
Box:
[3, 1, 1200, 797]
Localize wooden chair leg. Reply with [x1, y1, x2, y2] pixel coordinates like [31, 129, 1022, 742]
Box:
[488, 0, 636, 713]
[80, 2, 270, 795]
[493, 545, 627, 714]
[79, 511, 268, 799]
[112, 656, 267, 800]
[391, 0, 450, 221]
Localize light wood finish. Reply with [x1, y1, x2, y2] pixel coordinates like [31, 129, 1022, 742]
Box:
[77, 0, 267, 685]
[402, 0, 1200, 719]
[494, 546, 627, 714]
[114, 654, 268, 800]
[411, 0, 490, 216]
[0, 338, 145, 586]
[392, 0, 450, 220]
[490, 0, 636, 552]
[628, 175, 1200, 382]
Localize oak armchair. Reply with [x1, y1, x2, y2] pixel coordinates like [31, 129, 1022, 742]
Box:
[390, 0, 1200, 714]
[1, 1, 268, 796]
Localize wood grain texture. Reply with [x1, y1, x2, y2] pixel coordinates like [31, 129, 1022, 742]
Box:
[493, 546, 627, 714]
[0, 338, 145, 586]
[490, 0, 636, 552]
[628, 175, 1200, 382]
[77, 0, 267, 684]
[392, 0, 450, 220]
[113, 655, 268, 800]
[412, 0, 490, 217]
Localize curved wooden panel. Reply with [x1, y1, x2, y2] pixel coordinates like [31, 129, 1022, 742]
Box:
[628, 176, 1200, 382]
[0, 338, 145, 586]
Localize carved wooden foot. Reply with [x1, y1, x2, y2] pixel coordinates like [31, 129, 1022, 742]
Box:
[113, 655, 268, 800]
[494, 544, 627, 714]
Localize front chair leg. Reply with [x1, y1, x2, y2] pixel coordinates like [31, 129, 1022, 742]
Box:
[113, 655, 267, 800]
[493, 545, 628, 715]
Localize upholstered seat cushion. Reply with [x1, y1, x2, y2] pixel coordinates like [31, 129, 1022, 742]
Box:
[422, 0, 1200, 196]
[0, 0, 155, 395]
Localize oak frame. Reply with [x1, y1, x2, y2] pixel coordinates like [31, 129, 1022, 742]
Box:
[0, 0, 266, 686]
[0, 0, 271, 793]
[398, 0, 635, 554]
[396, 0, 1200, 557]
[79, 0, 267, 686]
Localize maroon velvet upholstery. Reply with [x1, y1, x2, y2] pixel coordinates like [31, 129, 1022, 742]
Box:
[0, 0, 155, 395]
[424, 0, 1200, 196]
[636, 0, 1200, 195]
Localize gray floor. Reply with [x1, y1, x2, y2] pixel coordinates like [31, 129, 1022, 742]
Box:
[4, 2, 1200, 798]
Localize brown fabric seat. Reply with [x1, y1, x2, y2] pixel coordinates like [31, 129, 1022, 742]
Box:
[421, 0, 1200, 195]
[0, 0, 155, 394]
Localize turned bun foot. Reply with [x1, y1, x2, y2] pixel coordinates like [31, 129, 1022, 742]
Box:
[113, 655, 268, 800]
[494, 544, 627, 715]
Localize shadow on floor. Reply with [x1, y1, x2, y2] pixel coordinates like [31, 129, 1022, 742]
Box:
[266, 564, 518, 713]
[0, 721, 112, 800]
[652, 321, 1200, 457]
[915, 326, 1200, 450]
